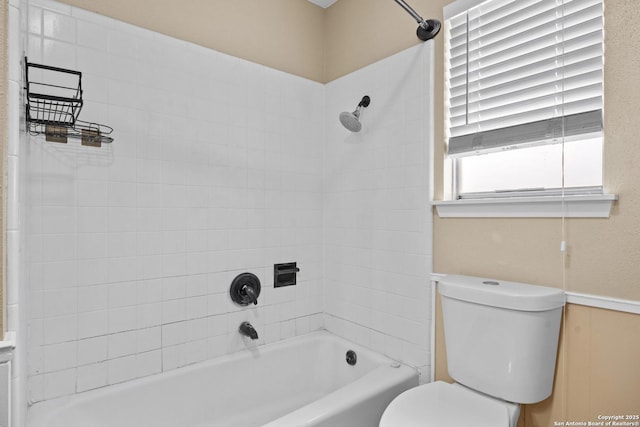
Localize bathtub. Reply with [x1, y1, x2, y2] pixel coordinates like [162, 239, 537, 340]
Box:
[27, 331, 417, 427]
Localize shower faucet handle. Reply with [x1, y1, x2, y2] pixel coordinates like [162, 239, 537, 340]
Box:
[241, 284, 258, 305]
[229, 272, 261, 306]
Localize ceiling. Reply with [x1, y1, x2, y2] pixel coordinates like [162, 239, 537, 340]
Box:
[306, 0, 338, 8]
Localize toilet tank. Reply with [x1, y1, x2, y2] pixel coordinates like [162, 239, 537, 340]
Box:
[439, 275, 565, 404]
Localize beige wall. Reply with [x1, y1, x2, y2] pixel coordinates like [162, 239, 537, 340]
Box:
[430, 0, 640, 423]
[55, 0, 445, 84]
[57, 0, 326, 82]
[323, 0, 446, 82]
[435, 0, 640, 301]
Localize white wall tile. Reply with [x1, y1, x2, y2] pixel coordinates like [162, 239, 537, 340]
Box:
[41, 206, 75, 234]
[107, 282, 137, 308]
[76, 20, 108, 51]
[28, 6, 43, 35]
[106, 257, 137, 283]
[43, 261, 75, 290]
[76, 259, 108, 286]
[106, 355, 136, 385]
[135, 350, 161, 378]
[42, 289, 76, 318]
[323, 43, 434, 371]
[43, 369, 76, 400]
[42, 342, 76, 373]
[19, 0, 433, 407]
[77, 310, 107, 339]
[76, 362, 107, 392]
[76, 233, 107, 260]
[136, 303, 162, 329]
[43, 234, 76, 262]
[42, 38, 76, 69]
[136, 327, 161, 353]
[107, 331, 138, 359]
[76, 207, 108, 233]
[107, 307, 137, 334]
[161, 322, 185, 348]
[77, 336, 107, 365]
[43, 9, 76, 43]
[161, 300, 185, 324]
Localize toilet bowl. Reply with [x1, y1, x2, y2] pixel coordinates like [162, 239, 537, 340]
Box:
[380, 275, 565, 427]
[380, 381, 519, 427]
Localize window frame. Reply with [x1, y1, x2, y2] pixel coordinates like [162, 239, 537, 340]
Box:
[437, 0, 616, 218]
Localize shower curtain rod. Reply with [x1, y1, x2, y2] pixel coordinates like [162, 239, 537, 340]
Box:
[392, 0, 441, 41]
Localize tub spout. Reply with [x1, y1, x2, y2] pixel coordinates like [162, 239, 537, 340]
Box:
[239, 322, 258, 340]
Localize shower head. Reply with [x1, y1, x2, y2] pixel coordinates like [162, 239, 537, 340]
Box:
[339, 96, 371, 133]
[416, 19, 441, 41]
[340, 111, 362, 133]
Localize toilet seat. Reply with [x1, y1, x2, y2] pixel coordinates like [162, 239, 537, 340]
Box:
[380, 381, 511, 427]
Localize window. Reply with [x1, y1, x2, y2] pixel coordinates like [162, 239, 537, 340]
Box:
[443, 0, 604, 200]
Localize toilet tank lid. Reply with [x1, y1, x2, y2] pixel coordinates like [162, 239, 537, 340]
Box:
[438, 275, 565, 312]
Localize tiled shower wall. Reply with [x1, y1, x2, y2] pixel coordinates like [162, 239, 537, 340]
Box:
[324, 44, 434, 381]
[23, 0, 324, 402]
[7, 0, 29, 425]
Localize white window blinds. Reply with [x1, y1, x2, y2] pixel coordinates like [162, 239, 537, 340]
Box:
[445, 0, 604, 157]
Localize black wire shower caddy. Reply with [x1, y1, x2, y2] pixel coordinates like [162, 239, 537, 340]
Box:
[25, 58, 113, 145]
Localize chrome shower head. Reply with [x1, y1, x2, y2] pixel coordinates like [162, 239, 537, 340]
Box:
[340, 110, 362, 133]
[339, 96, 370, 133]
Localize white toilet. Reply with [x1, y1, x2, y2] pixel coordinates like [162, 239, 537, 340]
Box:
[380, 275, 565, 427]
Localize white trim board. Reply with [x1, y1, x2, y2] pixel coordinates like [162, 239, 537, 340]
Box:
[565, 292, 640, 315]
[433, 194, 617, 218]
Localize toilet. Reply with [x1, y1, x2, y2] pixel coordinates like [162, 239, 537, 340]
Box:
[380, 275, 565, 427]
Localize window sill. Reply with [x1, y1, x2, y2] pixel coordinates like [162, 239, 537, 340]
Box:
[433, 194, 618, 218]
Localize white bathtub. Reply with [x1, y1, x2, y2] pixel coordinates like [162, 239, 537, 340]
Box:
[27, 331, 417, 427]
